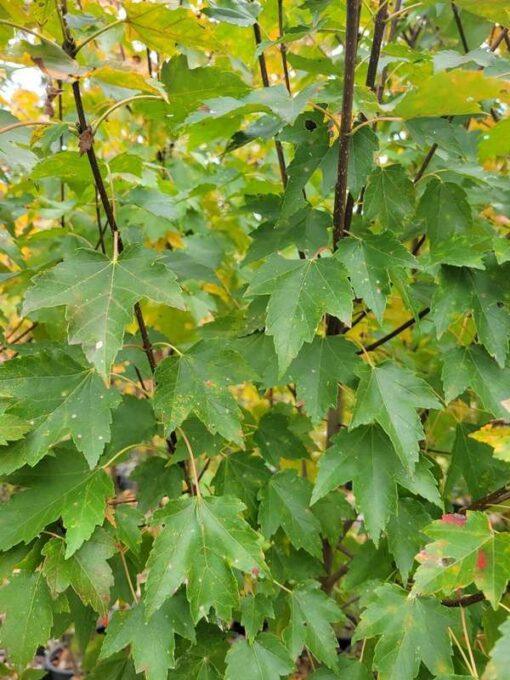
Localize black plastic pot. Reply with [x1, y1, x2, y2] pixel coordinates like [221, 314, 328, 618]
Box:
[44, 647, 74, 679]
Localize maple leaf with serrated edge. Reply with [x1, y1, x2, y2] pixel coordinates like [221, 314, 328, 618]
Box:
[42, 528, 115, 614]
[286, 335, 360, 423]
[258, 469, 322, 557]
[283, 580, 345, 669]
[441, 344, 510, 418]
[412, 511, 510, 608]
[350, 363, 441, 471]
[432, 265, 510, 366]
[0, 571, 53, 670]
[338, 231, 418, 323]
[240, 593, 275, 642]
[22, 245, 185, 377]
[363, 164, 415, 230]
[144, 495, 266, 621]
[0, 413, 30, 445]
[353, 583, 455, 680]
[154, 341, 253, 444]
[99, 594, 195, 680]
[245, 254, 352, 373]
[0, 348, 120, 473]
[484, 617, 510, 680]
[0, 446, 113, 557]
[387, 498, 432, 583]
[311, 425, 441, 543]
[213, 452, 270, 521]
[225, 633, 294, 680]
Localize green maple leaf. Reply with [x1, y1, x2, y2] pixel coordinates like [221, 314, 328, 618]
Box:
[445, 423, 510, 498]
[0, 446, 113, 557]
[0, 348, 120, 472]
[99, 594, 195, 680]
[441, 345, 510, 418]
[0, 412, 30, 445]
[338, 231, 418, 322]
[88, 653, 138, 680]
[23, 246, 184, 377]
[253, 409, 308, 465]
[144, 495, 266, 620]
[258, 469, 322, 557]
[484, 618, 510, 680]
[279, 126, 330, 221]
[354, 583, 455, 680]
[154, 341, 253, 444]
[363, 164, 415, 230]
[130, 457, 183, 513]
[350, 363, 441, 471]
[432, 265, 510, 366]
[386, 498, 432, 583]
[0, 572, 53, 670]
[246, 254, 352, 373]
[412, 511, 510, 608]
[42, 528, 115, 614]
[225, 633, 294, 680]
[283, 581, 345, 669]
[213, 452, 270, 520]
[311, 426, 441, 543]
[286, 336, 360, 423]
[241, 593, 275, 642]
[416, 180, 472, 248]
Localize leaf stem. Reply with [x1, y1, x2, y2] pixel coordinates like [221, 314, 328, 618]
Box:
[177, 427, 202, 500]
[92, 95, 164, 134]
[119, 546, 139, 603]
[0, 19, 62, 50]
[460, 605, 478, 678]
[0, 120, 69, 136]
[74, 19, 125, 53]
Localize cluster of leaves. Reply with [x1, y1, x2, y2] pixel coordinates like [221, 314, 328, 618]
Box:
[0, 0, 509, 678]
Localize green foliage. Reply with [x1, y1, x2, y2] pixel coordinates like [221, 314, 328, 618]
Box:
[0, 0, 509, 678]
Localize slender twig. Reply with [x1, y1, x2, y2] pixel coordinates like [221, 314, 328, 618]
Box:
[442, 592, 485, 607]
[74, 19, 124, 53]
[253, 22, 288, 187]
[451, 2, 469, 53]
[449, 627, 477, 677]
[490, 27, 508, 52]
[360, 307, 430, 353]
[459, 486, 510, 514]
[277, 0, 292, 93]
[365, 0, 390, 92]
[332, 0, 360, 246]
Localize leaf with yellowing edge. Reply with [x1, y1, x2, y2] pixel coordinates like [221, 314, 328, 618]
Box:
[470, 422, 510, 463]
[412, 511, 510, 608]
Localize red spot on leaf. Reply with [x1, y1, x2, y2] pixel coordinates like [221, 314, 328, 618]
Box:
[441, 513, 466, 526]
[251, 567, 260, 578]
[476, 550, 488, 571]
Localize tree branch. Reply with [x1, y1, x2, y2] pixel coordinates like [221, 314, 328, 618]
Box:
[460, 485, 510, 514]
[277, 0, 292, 93]
[332, 0, 360, 247]
[365, 0, 389, 93]
[442, 592, 485, 608]
[253, 22, 288, 187]
[360, 307, 430, 353]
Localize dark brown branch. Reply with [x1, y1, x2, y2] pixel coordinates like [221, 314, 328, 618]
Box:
[459, 485, 510, 514]
[365, 0, 389, 92]
[442, 592, 485, 608]
[332, 0, 360, 246]
[360, 307, 430, 353]
[60, 19, 158, 376]
[253, 22, 288, 187]
[451, 2, 469, 53]
[491, 27, 508, 52]
[277, 0, 292, 93]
